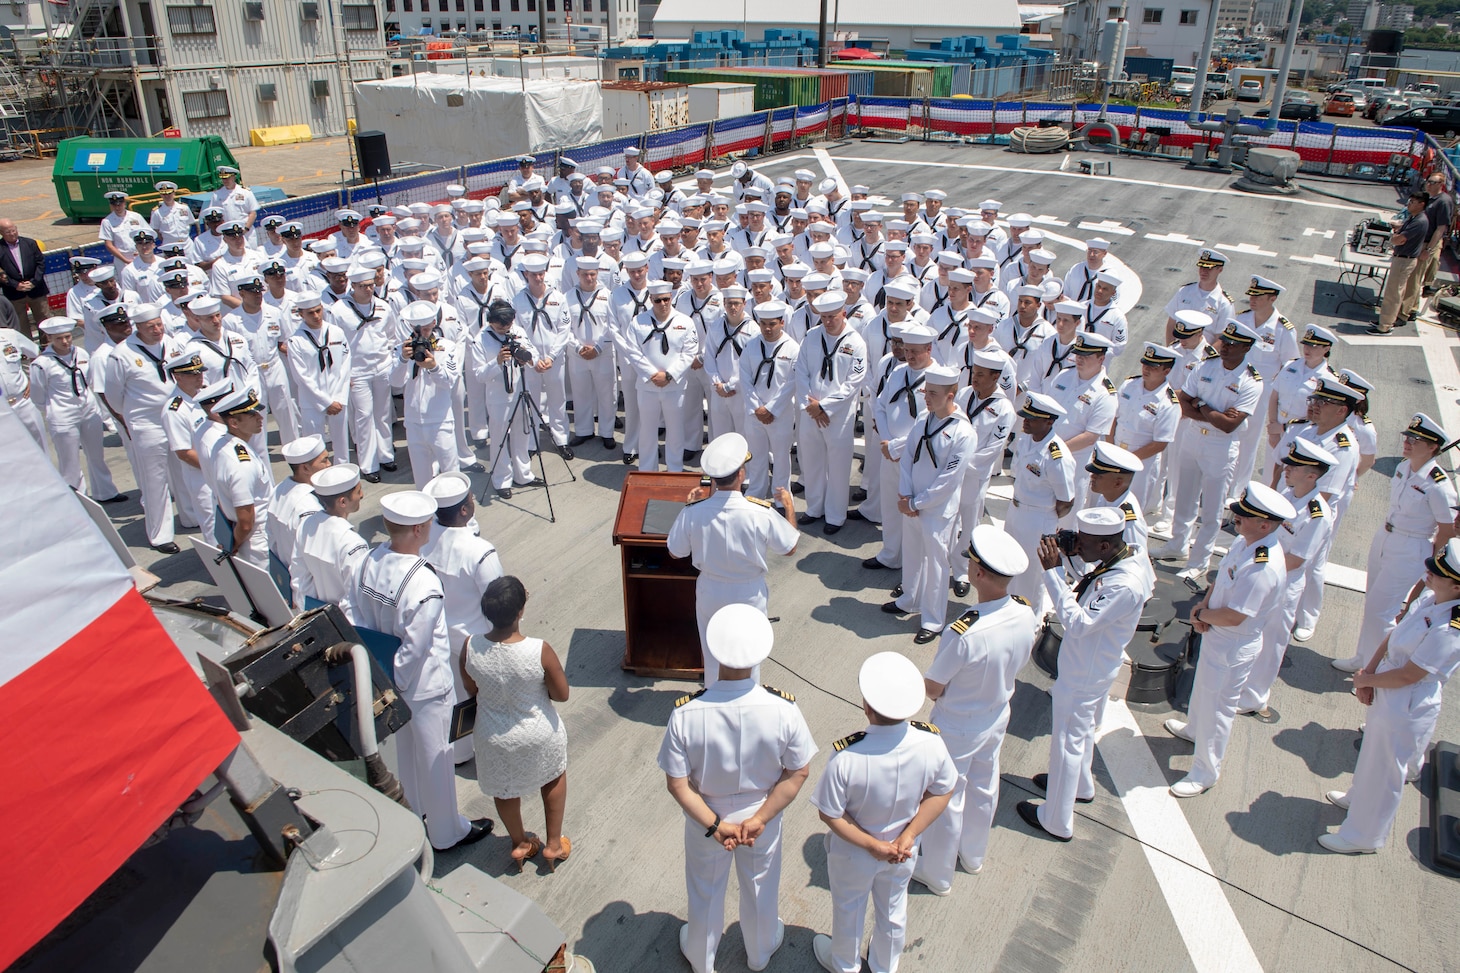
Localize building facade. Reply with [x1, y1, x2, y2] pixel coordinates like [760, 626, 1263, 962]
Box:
[1062, 0, 1208, 64]
[650, 0, 1022, 51]
[382, 0, 640, 43]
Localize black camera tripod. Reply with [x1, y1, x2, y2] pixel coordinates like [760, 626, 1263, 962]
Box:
[481, 354, 576, 522]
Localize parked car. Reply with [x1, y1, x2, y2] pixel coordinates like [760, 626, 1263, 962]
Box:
[1364, 89, 1404, 119]
[1236, 79, 1264, 102]
[1171, 74, 1196, 99]
[1256, 97, 1322, 121]
[1380, 105, 1460, 137]
[1324, 92, 1356, 116]
[1342, 88, 1369, 111]
[1206, 72, 1233, 99]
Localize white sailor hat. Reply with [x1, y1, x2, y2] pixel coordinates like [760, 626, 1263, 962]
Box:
[1172, 309, 1212, 337]
[922, 188, 946, 201]
[424, 471, 472, 507]
[702, 219, 729, 233]
[1076, 506, 1126, 536]
[966, 523, 1028, 578]
[601, 227, 626, 244]
[742, 245, 769, 260]
[517, 254, 550, 274]
[657, 221, 685, 237]
[345, 266, 374, 284]
[747, 268, 775, 284]
[859, 651, 925, 721]
[282, 435, 327, 464]
[614, 177, 632, 188]
[813, 291, 847, 314]
[721, 285, 749, 300]
[841, 267, 870, 284]
[310, 239, 339, 255]
[1140, 341, 1178, 366]
[90, 264, 117, 283]
[754, 300, 788, 320]
[554, 201, 576, 216]
[745, 201, 770, 214]
[884, 279, 920, 302]
[1339, 368, 1374, 394]
[494, 212, 520, 228]
[963, 221, 993, 237]
[462, 199, 486, 211]
[623, 146, 642, 157]
[197, 378, 236, 405]
[701, 432, 750, 478]
[380, 489, 437, 526]
[401, 301, 438, 327]
[321, 256, 352, 275]
[808, 242, 837, 261]
[948, 267, 977, 284]
[356, 250, 387, 270]
[851, 184, 870, 194]
[978, 198, 1002, 211]
[966, 256, 996, 271]
[707, 603, 774, 669]
[794, 168, 816, 181]
[885, 239, 909, 252]
[621, 251, 651, 269]
[910, 232, 937, 246]
[312, 463, 360, 497]
[400, 258, 430, 272]
[447, 183, 467, 196]
[189, 295, 222, 316]
[1406, 412, 1449, 445]
[174, 291, 206, 308]
[1246, 275, 1284, 297]
[968, 307, 1000, 328]
[686, 259, 714, 277]
[887, 321, 918, 341]
[511, 201, 533, 213]
[410, 268, 445, 290]
[164, 350, 205, 375]
[1018, 391, 1066, 421]
[1229, 481, 1296, 522]
[215, 386, 264, 418]
[849, 200, 873, 212]
[861, 211, 884, 224]
[1086, 441, 1143, 475]
[923, 363, 959, 385]
[216, 165, 240, 175]
[1219, 319, 1259, 345]
[647, 280, 675, 296]
[1282, 437, 1338, 470]
[900, 192, 923, 203]
[1053, 300, 1086, 317]
[1015, 284, 1044, 299]
[898, 323, 938, 344]
[1007, 213, 1033, 227]
[936, 251, 964, 267]
[293, 293, 323, 310]
[969, 346, 1008, 370]
[525, 178, 547, 193]
[694, 168, 715, 180]
[1021, 230, 1046, 246]
[1073, 331, 1112, 354]
[1196, 248, 1228, 268]
[1043, 280, 1066, 300]
[802, 273, 832, 291]
[781, 263, 810, 280]
[572, 254, 603, 274]
[1299, 324, 1335, 348]
[818, 177, 838, 193]
[661, 256, 689, 272]
[1310, 374, 1362, 406]
[576, 221, 604, 235]
[39, 317, 77, 336]
[1094, 271, 1122, 289]
[807, 221, 832, 235]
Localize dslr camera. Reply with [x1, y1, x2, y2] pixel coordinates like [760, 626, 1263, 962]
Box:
[1043, 529, 1080, 557]
[487, 299, 534, 365]
[410, 334, 434, 363]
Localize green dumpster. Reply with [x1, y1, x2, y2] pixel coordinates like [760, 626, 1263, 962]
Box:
[52, 135, 240, 222]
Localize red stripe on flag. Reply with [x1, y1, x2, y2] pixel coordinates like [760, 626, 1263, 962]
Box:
[0, 588, 239, 967]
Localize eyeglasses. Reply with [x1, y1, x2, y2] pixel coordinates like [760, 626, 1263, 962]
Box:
[652, 297, 673, 304]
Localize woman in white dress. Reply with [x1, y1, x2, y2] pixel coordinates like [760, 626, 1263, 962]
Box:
[461, 576, 572, 870]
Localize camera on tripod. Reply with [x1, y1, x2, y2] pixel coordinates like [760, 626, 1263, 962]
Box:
[487, 299, 534, 365]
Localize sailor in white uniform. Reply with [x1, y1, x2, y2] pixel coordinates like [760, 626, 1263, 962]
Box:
[794, 291, 867, 533]
[866, 323, 934, 571]
[1048, 328, 1118, 519]
[1335, 413, 1457, 673]
[1019, 508, 1151, 840]
[422, 471, 504, 764]
[564, 254, 620, 450]
[226, 272, 302, 448]
[30, 318, 124, 501]
[1111, 342, 1180, 512]
[1162, 248, 1235, 343]
[1231, 275, 1299, 490]
[392, 300, 462, 488]
[700, 284, 753, 441]
[660, 606, 816, 973]
[286, 293, 352, 459]
[810, 652, 956, 973]
[1004, 393, 1077, 612]
[915, 526, 1038, 894]
[470, 298, 538, 498]
[950, 346, 1017, 591]
[1163, 482, 1293, 797]
[269, 436, 329, 594]
[0, 325, 46, 451]
[158, 351, 213, 533]
[667, 432, 799, 687]
[212, 387, 276, 568]
[1082, 442, 1150, 563]
[353, 490, 493, 853]
[293, 463, 370, 619]
[1320, 538, 1460, 854]
[1080, 270, 1129, 359]
[882, 364, 975, 644]
[738, 301, 800, 502]
[328, 266, 398, 481]
[624, 280, 699, 472]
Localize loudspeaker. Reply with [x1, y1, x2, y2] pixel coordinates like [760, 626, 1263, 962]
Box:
[1368, 29, 1403, 54]
[355, 129, 391, 180]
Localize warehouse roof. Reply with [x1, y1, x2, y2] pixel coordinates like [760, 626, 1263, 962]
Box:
[651, 0, 1021, 32]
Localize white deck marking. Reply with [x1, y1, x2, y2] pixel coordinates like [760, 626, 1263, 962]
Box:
[1077, 219, 1137, 236]
[1417, 317, 1460, 442]
[1097, 699, 1265, 973]
[1146, 232, 1206, 246]
[1032, 214, 1071, 227]
[1335, 334, 1424, 347]
[1304, 227, 1337, 239]
[1217, 242, 1278, 258]
[814, 147, 845, 192]
[1288, 253, 1344, 267]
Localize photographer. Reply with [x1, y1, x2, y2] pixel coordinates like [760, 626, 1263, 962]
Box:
[392, 300, 461, 488]
[471, 298, 539, 499]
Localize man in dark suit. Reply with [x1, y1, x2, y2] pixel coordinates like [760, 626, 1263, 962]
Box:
[0, 219, 48, 340]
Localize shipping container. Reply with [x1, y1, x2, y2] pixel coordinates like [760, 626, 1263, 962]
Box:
[600, 81, 692, 137]
[665, 69, 818, 110]
[832, 63, 937, 99]
[725, 65, 852, 101]
[686, 83, 757, 122]
[836, 60, 952, 98]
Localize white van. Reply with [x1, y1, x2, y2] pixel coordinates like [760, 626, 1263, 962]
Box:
[1346, 77, 1389, 91]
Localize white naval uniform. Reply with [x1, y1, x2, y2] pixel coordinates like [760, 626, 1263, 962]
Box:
[1272, 420, 1358, 632]
[794, 325, 867, 527]
[1232, 310, 1299, 489]
[214, 433, 275, 568]
[1266, 357, 1336, 476]
[422, 523, 502, 762]
[1112, 376, 1179, 511]
[160, 392, 211, 530]
[1239, 488, 1331, 713]
[1063, 260, 1107, 303]
[1006, 432, 1076, 611]
[1037, 549, 1152, 838]
[390, 330, 460, 488]
[329, 296, 397, 475]
[610, 284, 652, 457]
[870, 361, 927, 568]
[1351, 459, 1456, 664]
[994, 316, 1054, 394]
[565, 285, 619, 441]
[287, 322, 352, 457]
[226, 305, 301, 447]
[925, 304, 970, 367]
[1163, 281, 1235, 341]
[1168, 354, 1262, 571]
[118, 256, 168, 304]
[810, 722, 956, 973]
[667, 491, 799, 686]
[658, 681, 817, 973]
[1049, 370, 1117, 518]
[739, 333, 800, 501]
[293, 510, 370, 618]
[952, 389, 1016, 583]
[894, 410, 975, 633]
[1184, 534, 1286, 788]
[921, 596, 1039, 882]
[624, 309, 699, 472]
[455, 281, 512, 437]
[0, 330, 46, 451]
[471, 325, 538, 491]
[700, 310, 752, 440]
[1025, 333, 1076, 398]
[515, 287, 571, 449]
[353, 545, 473, 851]
[1332, 592, 1460, 849]
[106, 334, 183, 545]
[30, 346, 119, 498]
[677, 288, 723, 451]
[269, 477, 321, 592]
[149, 199, 195, 244]
[1081, 299, 1129, 359]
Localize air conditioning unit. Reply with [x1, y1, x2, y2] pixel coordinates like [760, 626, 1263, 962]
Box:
[257, 83, 277, 102]
[243, 1, 264, 21]
[301, 1, 320, 20]
[311, 79, 330, 99]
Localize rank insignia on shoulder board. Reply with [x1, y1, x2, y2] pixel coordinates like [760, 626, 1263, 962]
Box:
[910, 720, 940, 734]
[833, 731, 866, 752]
[1254, 546, 1268, 563]
[675, 688, 707, 708]
[234, 443, 250, 462]
[763, 684, 795, 702]
[949, 609, 979, 634]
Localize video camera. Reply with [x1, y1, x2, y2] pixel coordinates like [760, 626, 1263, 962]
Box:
[488, 299, 534, 365]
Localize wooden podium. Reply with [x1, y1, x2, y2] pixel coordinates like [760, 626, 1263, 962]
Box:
[612, 471, 702, 677]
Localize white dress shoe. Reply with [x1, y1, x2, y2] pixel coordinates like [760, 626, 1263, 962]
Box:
[1148, 541, 1188, 560]
[747, 919, 784, 972]
[957, 856, 984, 874]
[813, 933, 837, 973]
[1291, 626, 1315, 642]
[1325, 790, 1351, 809]
[1177, 564, 1209, 582]
[1317, 832, 1376, 854]
[1163, 718, 1194, 742]
[1332, 655, 1365, 673]
[680, 924, 715, 972]
[1170, 778, 1210, 798]
[911, 868, 951, 896]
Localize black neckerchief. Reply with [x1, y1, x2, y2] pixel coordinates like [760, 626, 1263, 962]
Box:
[716, 318, 748, 358]
[890, 371, 924, 418]
[644, 317, 670, 355]
[858, 240, 883, 270]
[133, 339, 167, 382]
[1045, 337, 1075, 378]
[875, 356, 898, 397]
[342, 298, 378, 328]
[1010, 320, 1042, 358]
[938, 308, 967, 344]
[300, 326, 332, 370]
[928, 283, 949, 314]
[1073, 545, 1133, 600]
[819, 330, 848, 381]
[914, 414, 957, 466]
[47, 349, 88, 395]
[753, 338, 785, 387]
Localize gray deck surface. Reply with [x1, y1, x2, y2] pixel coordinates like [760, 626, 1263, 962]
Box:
[104, 139, 1458, 972]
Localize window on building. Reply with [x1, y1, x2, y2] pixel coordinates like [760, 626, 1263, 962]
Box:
[546, 0, 554, 9]
[167, 4, 216, 34]
[438, 0, 447, 9]
[403, 0, 412, 10]
[386, 0, 396, 10]
[511, 0, 520, 9]
[457, 0, 466, 10]
[1107, 5, 1120, 15]
[1179, 8, 1197, 22]
[526, 0, 534, 9]
[492, 0, 500, 9]
[182, 89, 229, 120]
[475, 0, 484, 9]
[600, 0, 608, 10]
[342, 3, 378, 28]
[565, 0, 572, 9]
[1142, 8, 1162, 22]
[476, 19, 486, 28]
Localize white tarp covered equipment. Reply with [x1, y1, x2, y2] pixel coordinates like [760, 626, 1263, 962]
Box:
[353, 74, 602, 169]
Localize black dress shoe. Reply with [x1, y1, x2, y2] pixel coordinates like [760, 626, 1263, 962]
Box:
[614, 416, 624, 429]
[683, 450, 699, 465]
[461, 462, 485, 473]
[846, 509, 867, 522]
[891, 584, 903, 598]
[850, 486, 868, 503]
[623, 453, 637, 465]
[152, 542, 181, 555]
[602, 437, 616, 450]
[798, 513, 822, 527]
[881, 601, 910, 615]
[516, 477, 547, 488]
[914, 628, 939, 644]
[823, 522, 842, 535]
[97, 493, 129, 504]
[568, 434, 591, 447]
[789, 481, 805, 495]
[952, 580, 971, 598]
[1032, 773, 1093, 803]
[379, 462, 398, 472]
[862, 556, 889, 570]
[497, 488, 513, 499]
[1016, 800, 1071, 842]
[361, 471, 382, 483]
[559, 444, 575, 460]
[441, 817, 494, 851]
